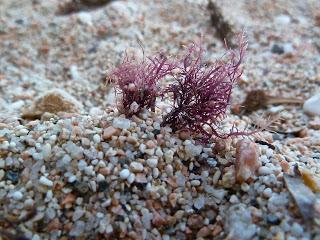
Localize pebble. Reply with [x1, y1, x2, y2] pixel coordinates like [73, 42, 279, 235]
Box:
[155, 148, 163, 157]
[74, 182, 89, 195]
[77, 12, 93, 26]
[73, 209, 85, 221]
[194, 195, 205, 210]
[263, 188, 273, 198]
[113, 118, 131, 130]
[258, 166, 273, 176]
[164, 149, 174, 162]
[241, 182, 250, 192]
[291, 223, 303, 237]
[266, 215, 281, 225]
[96, 173, 105, 182]
[191, 179, 201, 186]
[230, 195, 239, 204]
[185, 143, 203, 157]
[146, 158, 158, 168]
[235, 139, 260, 182]
[0, 160, 4, 168]
[103, 126, 119, 139]
[275, 15, 291, 25]
[119, 169, 130, 179]
[127, 173, 135, 184]
[303, 93, 320, 116]
[130, 162, 144, 172]
[309, 119, 320, 130]
[12, 191, 23, 200]
[0, 169, 4, 180]
[5, 170, 19, 184]
[144, 148, 155, 156]
[39, 176, 53, 187]
[42, 143, 51, 160]
[271, 44, 284, 54]
[93, 134, 101, 143]
[68, 175, 77, 183]
[221, 167, 236, 188]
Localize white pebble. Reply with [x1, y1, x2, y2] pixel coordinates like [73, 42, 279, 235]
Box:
[153, 122, 161, 130]
[73, 209, 85, 221]
[42, 143, 51, 160]
[119, 169, 130, 179]
[194, 195, 205, 210]
[155, 147, 163, 157]
[84, 166, 95, 176]
[152, 168, 159, 178]
[265, 148, 274, 158]
[263, 188, 272, 198]
[39, 176, 53, 187]
[96, 173, 105, 182]
[191, 180, 201, 186]
[24, 198, 34, 207]
[291, 222, 303, 236]
[303, 93, 320, 116]
[164, 149, 174, 163]
[241, 182, 250, 192]
[32, 234, 41, 240]
[144, 148, 155, 156]
[139, 143, 146, 153]
[146, 158, 158, 168]
[258, 166, 273, 176]
[93, 134, 101, 143]
[185, 144, 203, 157]
[9, 141, 16, 148]
[113, 118, 131, 130]
[68, 175, 77, 183]
[229, 195, 239, 204]
[81, 138, 90, 146]
[275, 15, 291, 25]
[12, 191, 23, 200]
[130, 162, 144, 172]
[127, 173, 135, 184]
[77, 12, 93, 25]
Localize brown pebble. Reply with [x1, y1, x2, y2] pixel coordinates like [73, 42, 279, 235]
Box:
[168, 193, 178, 207]
[212, 224, 222, 236]
[152, 211, 167, 227]
[166, 177, 178, 188]
[60, 193, 76, 207]
[166, 215, 177, 225]
[64, 222, 73, 232]
[103, 126, 120, 140]
[47, 218, 62, 232]
[296, 128, 308, 138]
[127, 136, 138, 145]
[280, 160, 290, 173]
[187, 214, 203, 229]
[213, 139, 227, 155]
[197, 226, 211, 238]
[178, 130, 190, 140]
[309, 120, 320, 130]
[146, 140, 156, 148]
[99, 167, 111, 176]
[235, 139, 260, 183]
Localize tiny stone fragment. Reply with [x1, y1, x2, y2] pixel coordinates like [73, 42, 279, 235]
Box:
[235, 139, 260, 183]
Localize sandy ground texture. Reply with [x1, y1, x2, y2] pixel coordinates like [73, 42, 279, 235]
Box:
[0, 0, 320, 239]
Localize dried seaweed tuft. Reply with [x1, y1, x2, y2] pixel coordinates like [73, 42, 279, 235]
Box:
[162, 34, 248, 141]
